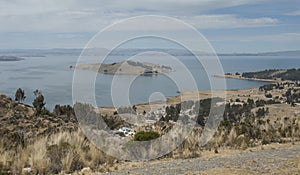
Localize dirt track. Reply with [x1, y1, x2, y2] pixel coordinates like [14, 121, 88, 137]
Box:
[111, 143, 300, 175]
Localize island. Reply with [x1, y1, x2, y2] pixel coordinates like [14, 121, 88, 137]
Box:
[0, 55, 24, 62]
[75, 60, 174, 75]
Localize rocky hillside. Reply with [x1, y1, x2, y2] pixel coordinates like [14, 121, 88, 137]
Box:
[76, 60, 173, 75]
[0, 94, 78, 150]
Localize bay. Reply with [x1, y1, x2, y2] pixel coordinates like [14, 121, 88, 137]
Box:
[0, 54, 299, 109]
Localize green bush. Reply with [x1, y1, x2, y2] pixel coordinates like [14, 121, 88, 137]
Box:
[265, 93, 272, 98]
[32, 94, 45, 113]
[53, 104, 74, 117]
[134, 131, 160, 141]
[40, 108, 52, 116]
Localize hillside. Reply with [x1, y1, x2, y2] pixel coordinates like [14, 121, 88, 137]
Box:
[1, 83, 299, 174]
[0, 94, 78, 150]
[76, 60, 173, 75]
[242, 68, 300, 81]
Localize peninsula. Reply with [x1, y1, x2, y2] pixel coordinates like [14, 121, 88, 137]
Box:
[215, 68, 300, 82]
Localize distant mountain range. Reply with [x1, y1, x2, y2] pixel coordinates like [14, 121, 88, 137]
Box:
[0, 48, 299, 57]
[218, 50, 300, 56]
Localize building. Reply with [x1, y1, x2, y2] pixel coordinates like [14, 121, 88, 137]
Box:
[115, 127, 135, 137]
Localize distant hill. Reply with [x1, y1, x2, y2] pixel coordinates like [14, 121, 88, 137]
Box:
[0, 48, 299, 57]
[0, 55, 24, 61]
[219, 50, 300, 56]
[242, 68, 300, 81]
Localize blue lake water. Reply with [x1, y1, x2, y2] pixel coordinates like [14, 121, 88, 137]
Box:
[0, 54, 299, 110]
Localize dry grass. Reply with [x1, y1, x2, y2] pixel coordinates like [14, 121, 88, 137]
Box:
[0, 129, 112, 174]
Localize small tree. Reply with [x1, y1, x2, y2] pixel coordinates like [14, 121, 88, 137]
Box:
[33, 89, 42, 97]
[15, 88, 26, 103]
[33, 92, 45, 114]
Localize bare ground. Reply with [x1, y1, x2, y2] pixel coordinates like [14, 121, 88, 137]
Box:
[109, 142, 300, 175]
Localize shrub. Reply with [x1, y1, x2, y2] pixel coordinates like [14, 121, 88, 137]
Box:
[40, 108, 52, 116]
[256, 108, 267, 118]
[256, 99, 266, 107]
[134, 131, 160, 141]
[33, 94, 45, 114]
[46, 142, 83, 173]
[164, 104, 181, 121]
[219, 120, 232, 129]
[15, 88, 26, 103]
[53, 104, 74, 117]
[197, 114, 205, 127]
[265, 93, 272, 98]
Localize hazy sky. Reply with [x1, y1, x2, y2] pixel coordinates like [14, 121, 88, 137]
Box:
[0, 0, 299, 53]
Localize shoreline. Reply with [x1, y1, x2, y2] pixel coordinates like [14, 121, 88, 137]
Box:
[98, 74, 282, 113]
[98, 87, 267, 115]
[213, 74, 279, 83]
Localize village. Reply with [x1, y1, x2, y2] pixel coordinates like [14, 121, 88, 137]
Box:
[105, 80, 300, 140]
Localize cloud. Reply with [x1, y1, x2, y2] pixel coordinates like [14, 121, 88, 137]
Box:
[257, 33, 300, 41]
[0, 0, 272, 33]
[0, 12, 279, 33]
[182, 15, 279, 29]
[105, 15, 279, 32]
[55, 33, 84, 39]
[285, 9, 300, 16]
[207, 33, 300, 42]
[0, 0, 258, 16]
[2, 0, 296, 51]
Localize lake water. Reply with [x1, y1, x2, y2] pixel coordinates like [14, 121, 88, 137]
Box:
[0, 54, 299, 110]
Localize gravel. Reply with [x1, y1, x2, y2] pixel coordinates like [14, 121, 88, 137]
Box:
[109, 144, 300, 175]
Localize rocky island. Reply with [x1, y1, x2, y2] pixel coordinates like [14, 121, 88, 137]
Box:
[75, 60, 174, 75]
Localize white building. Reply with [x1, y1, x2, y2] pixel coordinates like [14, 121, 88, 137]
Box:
[115, 127, 135, 137]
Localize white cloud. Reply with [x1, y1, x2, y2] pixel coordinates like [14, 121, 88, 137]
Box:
[182, 15, 278, 29]
[0, 0, 258, 16]
[0, 12, 279, 33]
[256, 33, 300, 41]
[285, 9, 300, 16]
[0, 0, 273, 33]
[106, 15, 279, 32]
[207, 33, 300, 42]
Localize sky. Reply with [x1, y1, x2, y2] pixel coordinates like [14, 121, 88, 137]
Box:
[0, 0, 299, 53]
